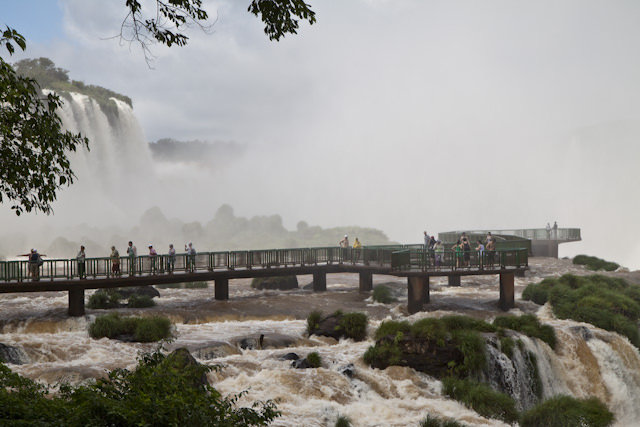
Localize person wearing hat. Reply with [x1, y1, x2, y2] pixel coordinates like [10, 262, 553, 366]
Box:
[339, 235, 349, 263]
[148, 244, 158, 274]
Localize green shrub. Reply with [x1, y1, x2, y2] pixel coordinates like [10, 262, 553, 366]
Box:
[520, 395, 614, 427]
[521, 274, 640, 349]
[374, 320, 410, 340]
[441, 315, 496, 333]
[335, 414, 352, 427]
[372, 285, 396, 304]
[306, 310, 323, 335]
[337, 312, 368, 341]
[127, 294, 156, 308]
[441, 377, 519, 424]
[306, 352, 322, 368]
[0, 346, 280, 426]
[87, 289, 122, 309]
[573, 255, 619, 272]
[89, 314, 172, 342]
[493, 314, 556, 349]
[419, 414, 466, 427]
[498, 336, 516, 359]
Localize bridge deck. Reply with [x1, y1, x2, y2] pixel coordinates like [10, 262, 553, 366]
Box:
[0, 246, 528, 316]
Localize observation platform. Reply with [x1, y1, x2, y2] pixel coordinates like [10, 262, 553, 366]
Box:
[0, 245, 528, 317]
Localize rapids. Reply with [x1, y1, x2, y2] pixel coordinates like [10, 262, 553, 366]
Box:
[1, 258, 640, 426]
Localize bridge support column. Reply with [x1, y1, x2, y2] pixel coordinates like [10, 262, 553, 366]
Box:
[448, 275, 461, 287]
[499, 272, 515, 311]
[68, 289, 85, 317]
[359, 271, 373, 292]
[313, 271, 326, 292]
[407, 276, 429, 314]
[215, 278, 229, 300]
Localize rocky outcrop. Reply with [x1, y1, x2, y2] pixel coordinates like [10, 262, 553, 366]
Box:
[251, 276, 298, 290]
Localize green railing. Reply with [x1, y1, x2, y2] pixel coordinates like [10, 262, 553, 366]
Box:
[390, 248, 529, 271]
[0, 245, 528, 282]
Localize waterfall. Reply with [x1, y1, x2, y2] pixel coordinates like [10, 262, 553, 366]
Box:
[482, 308, 640, 425]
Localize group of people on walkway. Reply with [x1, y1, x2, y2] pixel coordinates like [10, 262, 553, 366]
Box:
[21, 241, 198, 280]
[423, 231, 497, 269]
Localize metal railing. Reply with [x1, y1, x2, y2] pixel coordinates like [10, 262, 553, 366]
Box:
[0, 245, 528, 282]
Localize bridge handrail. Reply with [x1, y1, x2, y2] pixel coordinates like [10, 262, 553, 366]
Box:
[0, 246, 527, 282]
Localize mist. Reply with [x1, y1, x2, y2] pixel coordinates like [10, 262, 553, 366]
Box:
[3, 0, 640, 268]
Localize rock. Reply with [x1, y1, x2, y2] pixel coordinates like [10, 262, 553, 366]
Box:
[280, 352, 300, 361]
[302, 282, 314, 290]
[0, 343, 29, 365]
[339, 363, 355, 378]
[191, 342, 240, 359]
[251, 276, 299, 290]
[164, 347, 208, 388]
[292, 358, 313, 369]
[116, 286, 160, 299]
[239, 334, 264, 350]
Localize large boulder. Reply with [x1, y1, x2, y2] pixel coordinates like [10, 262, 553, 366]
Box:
[0, 343, 29, 365]
[116, 286, 160, 299]
[251, 276, 298, 290]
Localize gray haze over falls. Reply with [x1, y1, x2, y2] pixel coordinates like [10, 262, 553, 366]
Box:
[1, 91, 640, 268]
[4, 1, 640, 268]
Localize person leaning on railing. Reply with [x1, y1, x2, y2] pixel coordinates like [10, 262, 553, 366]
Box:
[110, 246, 121, 276]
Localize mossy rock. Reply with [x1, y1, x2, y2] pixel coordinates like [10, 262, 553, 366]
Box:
[307, 311, 368, 341]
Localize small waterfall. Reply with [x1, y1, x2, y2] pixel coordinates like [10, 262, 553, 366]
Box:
[482, 314, 640, 425]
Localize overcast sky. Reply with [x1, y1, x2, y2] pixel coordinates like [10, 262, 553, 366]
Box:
[3, 1, 640, 267]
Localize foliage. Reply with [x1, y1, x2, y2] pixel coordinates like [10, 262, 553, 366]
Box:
[306, 352, 321, 368]
[306, 310, 322, 335]
[127, 294, 156, 308]
[88, 313, 172, 342]
[335, 414, 352, 427]
[248, 0, 317, 41]
[524, 274, 640, 348]
[573, 254, 619, 272]
[336, 312, 368, 341]
[0, 347, 280, 426]
[0, 28, 89, 216]
[441, 377, 519, 424]
[419, 414, 467, 427]
[521, 277, 556, 305]
[86, 289, 122, 309]
[364, 316, 489, 377]
[372, 284, 396, 304]
[520, 395, 614, 427]
[493, 314, 557, 349]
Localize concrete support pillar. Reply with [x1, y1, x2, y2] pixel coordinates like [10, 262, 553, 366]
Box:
[313, 271, 326, 292]
[448, 275, 461, 287]
[499, 272, 515, 311]
[68, 289, 85, 317]
[214, 278, 229, 300]
[407, 276, 429, 314]
[359, 271, 373, 292]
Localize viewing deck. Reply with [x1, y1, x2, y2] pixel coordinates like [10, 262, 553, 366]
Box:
[0, 245, 528, 317]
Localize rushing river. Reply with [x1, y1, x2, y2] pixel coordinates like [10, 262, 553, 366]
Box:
[1, 258, 640, 426]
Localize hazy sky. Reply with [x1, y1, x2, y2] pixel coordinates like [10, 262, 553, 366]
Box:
[3, 1, 640, 267]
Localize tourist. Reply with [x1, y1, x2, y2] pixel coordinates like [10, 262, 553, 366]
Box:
[546, 223, 551, 239]
[553, 221, 558, 239]
[185, 242, 196, 272]
[167, 243, 176, 274]
[19, 249, 43, 281]
[434, 240, 444, 268]
[110, 246, 120, 276]
[485, 232, 492, 245]
[148, 244, 157, 274]
[462, 236, 471, 267]
[475, 240, 485, 268]
[451, 240, 463, 268]
[339, 234, 349, 263]
[127, 241, 137, 276]
[353, 237, 362, 262]
[423, 231, 429, 247]
[486, 237, 496, 267]
[76, 245, 86, 279]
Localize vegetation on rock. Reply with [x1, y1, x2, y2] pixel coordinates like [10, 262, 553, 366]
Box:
[572, 254, 619, 272]
[419, 414, 466, 427]
[522, 274, 640, 348]
[520, 395, 614, 427]
[88, 313, 172, 342]
[372, 284, 396, 304]
[86, 289, 122, 309]
[306, 310, 368, 341]
[441, 377, 519, 424]
[306, 352, 322, 368]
